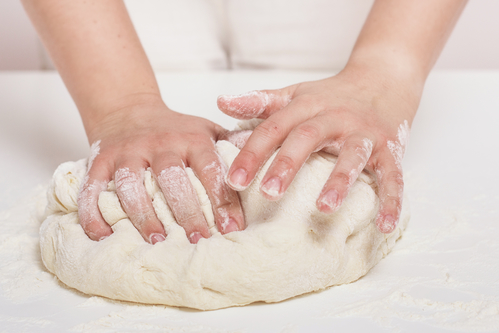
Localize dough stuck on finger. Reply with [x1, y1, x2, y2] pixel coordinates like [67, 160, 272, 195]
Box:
[40, 121, 410, 311]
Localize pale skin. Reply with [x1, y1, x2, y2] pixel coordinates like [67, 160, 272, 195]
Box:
[22, 0, 467, 243]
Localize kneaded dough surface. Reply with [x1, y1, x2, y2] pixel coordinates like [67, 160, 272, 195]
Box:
[40, 140, 409, 310]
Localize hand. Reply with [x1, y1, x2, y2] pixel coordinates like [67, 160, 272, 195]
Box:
[78, 97, 245, 244]
[218, 63, 421, 233]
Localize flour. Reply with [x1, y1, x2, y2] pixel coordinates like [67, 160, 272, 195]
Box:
[1, 135, 497, 330]
[1, 176, 498, 330]
[327, 288, 499, 331]
[217, 91, 270, 119]
[387, 120, 410, 170]
[0, 186, 59, 303]
[87, 140, 101, 171]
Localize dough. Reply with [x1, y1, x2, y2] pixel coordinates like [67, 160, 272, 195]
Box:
[40, 140, 409, 310]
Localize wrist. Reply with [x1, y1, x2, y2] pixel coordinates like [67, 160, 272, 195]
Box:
[347, 50, 425, 87]
[345, 54, 423, 102]
[337, 57, 423, 124]
[83, 93, 169, 144]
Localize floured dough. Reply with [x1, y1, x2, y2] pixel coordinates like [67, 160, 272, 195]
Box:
[40, 140, 409, 310]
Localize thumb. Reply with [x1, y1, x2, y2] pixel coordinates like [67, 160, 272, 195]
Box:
[217, 86, 296, 120]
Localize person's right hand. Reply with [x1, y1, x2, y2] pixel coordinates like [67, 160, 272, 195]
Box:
[77, 97, 245, 244]
[21, 0, 245, 244]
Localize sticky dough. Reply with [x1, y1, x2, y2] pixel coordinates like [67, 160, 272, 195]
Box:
[40, 141, 409, 310]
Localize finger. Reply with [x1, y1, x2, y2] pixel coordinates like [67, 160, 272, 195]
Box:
[226, 101, 309, 191]
[217, 86, 296, 120]
[219, 130, 252, 149]
[317, 135, 374, 213]
[373, 153, 404, 233]
[259, 117, 327, 200]
[152, 154, 211, 244]
[114, 164, 166, 244]
[78, 156, 113, 241]
[189, 146, 245, 234]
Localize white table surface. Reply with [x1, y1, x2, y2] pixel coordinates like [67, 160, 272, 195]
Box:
[0, 70, 498, 332]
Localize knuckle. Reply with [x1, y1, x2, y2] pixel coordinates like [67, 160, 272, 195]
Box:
[220, 185, 242, 206]
[214, 201, 232, 214]
[157, 165, 188, 191]
[79, 215, 109, 240]
[200, 162, 222, 180]
[344, 140, 363, 153]
[78, 181, 93, 196]
[178, 212, 205, 231]
[385, 170, 404, 188]
[349, 141, 373, 163]
[293, 123, 322, 141]
[238, 148, 260, 166]
[332, 170, 352, 186]
[78, 180, 106, 207]
[215, 203, 237, 218]
[127, 201, 153, 220]
[204, 175, 232, 206]
[141, 208, 159, 222]
[383, 196, 403, 213]
[165, 191, 204, 225]
[114, 168, 140, 192]
[159, 150, 180, 160]
[155, 155, 184, 174]
[78, 212, 93, 229]
[274, 154, 296, 171]
[198, 151, 223, 172]
[255, 119, 285, 141]
[137, 215, 162, 232]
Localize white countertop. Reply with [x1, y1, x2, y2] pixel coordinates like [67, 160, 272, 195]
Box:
[0, 70, 498, 332]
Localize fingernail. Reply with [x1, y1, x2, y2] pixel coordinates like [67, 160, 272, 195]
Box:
[222, 218, 239, 234]
[229, 168, 248, 190]
[377, 214, 397, 233]
[261, 177, 282, 198]
[189, 232, 203, 244]
[150, 233, 166, 244]
[318, 190, 339, 213]
[99, 236, 109, 241]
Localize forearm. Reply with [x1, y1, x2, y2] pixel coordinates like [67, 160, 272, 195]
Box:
[21, 0, 161, 139]
[346, 0, 467, 108]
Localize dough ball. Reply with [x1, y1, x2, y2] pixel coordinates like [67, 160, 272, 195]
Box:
[40, 140, 409, 310]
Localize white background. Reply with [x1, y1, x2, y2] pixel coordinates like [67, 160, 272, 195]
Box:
[1, 0, 499, 70]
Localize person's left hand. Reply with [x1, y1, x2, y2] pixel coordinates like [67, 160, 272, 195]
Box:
[217, 64, 421, 233]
